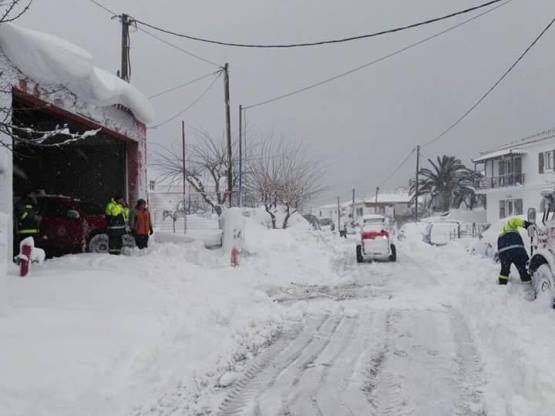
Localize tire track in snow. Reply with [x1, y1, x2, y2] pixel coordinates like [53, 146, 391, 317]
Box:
[364, 308, 486, 416]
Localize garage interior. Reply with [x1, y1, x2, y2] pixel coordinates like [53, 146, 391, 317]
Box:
[12, 93, 129, 208]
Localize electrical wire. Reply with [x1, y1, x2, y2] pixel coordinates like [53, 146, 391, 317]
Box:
[148, 70, 222, 99]
[137, 27, 222, 68]
[423, 16, 555, 147]
[378, 147, 416, 187]
[86, 0, 116, 15]
[134, 0, 504, 49]
[149, 72, 222, 129]
[84, 0, 222, 68]
[244, 0, 512, 110]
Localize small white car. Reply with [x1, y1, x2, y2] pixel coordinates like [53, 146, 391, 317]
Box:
[356, 214, 397, 262]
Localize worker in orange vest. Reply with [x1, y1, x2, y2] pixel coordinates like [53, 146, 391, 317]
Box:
[129, 199, 153, 249]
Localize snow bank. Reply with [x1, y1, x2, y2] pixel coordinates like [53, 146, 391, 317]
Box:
[0, 23, 154, 124]
[0, 214, 339, 415]
[405, 239, 555, 415]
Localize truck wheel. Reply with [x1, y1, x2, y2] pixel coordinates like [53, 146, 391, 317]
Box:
[88, 233, 109, 253]
[356, 245, 363, 263]
[389, 244, 397, 262]
[532, 264, 555, 307]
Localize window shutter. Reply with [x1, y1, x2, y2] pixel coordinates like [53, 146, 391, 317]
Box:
[552, 150, 555, 171]
[539, 152, 544, 174]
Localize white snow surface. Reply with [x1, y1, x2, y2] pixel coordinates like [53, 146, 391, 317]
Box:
[0, 23, 154, 124]
[1, 215, 555, 415]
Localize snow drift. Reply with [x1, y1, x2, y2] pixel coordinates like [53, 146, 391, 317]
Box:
[0, 23, 154, 124]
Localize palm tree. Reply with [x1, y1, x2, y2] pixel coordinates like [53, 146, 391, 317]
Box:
[411, 155, 477, 212]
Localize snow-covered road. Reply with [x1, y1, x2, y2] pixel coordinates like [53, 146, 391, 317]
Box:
[217, 247, 486, 416]
[3, 218, 555, 416]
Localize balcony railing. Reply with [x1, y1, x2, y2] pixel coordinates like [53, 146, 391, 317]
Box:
[476, 173, 525, 189]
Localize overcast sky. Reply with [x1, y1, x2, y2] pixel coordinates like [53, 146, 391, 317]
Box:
[17, 0, 555, 205]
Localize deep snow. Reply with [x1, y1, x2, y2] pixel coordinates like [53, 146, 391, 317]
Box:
[1, 213, 555, 415]
[0, 23, 154, 124]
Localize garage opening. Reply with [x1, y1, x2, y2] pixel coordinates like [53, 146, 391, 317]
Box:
[12, 94, 127, 207]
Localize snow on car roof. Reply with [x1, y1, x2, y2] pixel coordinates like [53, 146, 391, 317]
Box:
[362, 214, 385, 221]
[0, 23, 155, 124]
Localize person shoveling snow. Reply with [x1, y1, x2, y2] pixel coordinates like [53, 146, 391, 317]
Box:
[497, 217, 535, 288]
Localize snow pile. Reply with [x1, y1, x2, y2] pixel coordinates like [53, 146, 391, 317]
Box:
[0, 23, 154, 124]
[406, 239, 555, 415]
[0, 215, 338, 415]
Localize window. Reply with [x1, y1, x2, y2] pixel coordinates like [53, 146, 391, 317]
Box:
[499, 198, 523, 218]
[540, 151, 555, 173]
[356, 207, 363, 217]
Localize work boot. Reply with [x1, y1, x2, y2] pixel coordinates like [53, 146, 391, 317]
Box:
[498, 275, 509, 285]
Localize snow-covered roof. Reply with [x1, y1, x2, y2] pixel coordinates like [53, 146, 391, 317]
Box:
[475, 128, 555, 161]
[473, 148, 527, 163]
[0, 23, 154, 124]
[365, 192, 411, 204]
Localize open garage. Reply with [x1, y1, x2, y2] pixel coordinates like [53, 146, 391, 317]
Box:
[12, 91, 129, 207]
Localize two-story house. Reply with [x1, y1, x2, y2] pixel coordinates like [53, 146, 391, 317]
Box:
[474, 128, 555, 224]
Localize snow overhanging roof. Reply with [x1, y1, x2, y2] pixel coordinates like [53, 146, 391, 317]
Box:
[365, 193, 411, 204]
[0, 23, 155, 124]
[473, 148, 527, 163]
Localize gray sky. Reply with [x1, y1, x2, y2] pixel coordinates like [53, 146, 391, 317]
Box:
[17, 0, 555, 205]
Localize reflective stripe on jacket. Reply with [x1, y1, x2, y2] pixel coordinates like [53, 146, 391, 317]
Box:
[17, 204, 39, 235]
[105, 199, 127, 229]
[497, 217, 529, 253]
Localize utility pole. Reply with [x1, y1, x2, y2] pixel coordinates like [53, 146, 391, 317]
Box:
[120, 13, 132, 82]
[182, 121, 187, 234]
[223, 63, 233, 207]
[337, 196, 341, 235]
[375, 186, 380, 214]
[238, 104, 243, 207]
[415, 145, 420, 221]
[351, 188, 355, 222]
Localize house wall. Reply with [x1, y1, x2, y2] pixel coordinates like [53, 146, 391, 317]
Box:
[481, 138, 555, 224]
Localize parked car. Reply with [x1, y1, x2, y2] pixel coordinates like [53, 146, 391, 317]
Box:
[356, 214, 397, 262]
[526, 190, 555, 306]
[422, 221, 461, 246]
[16, 195, 110, 256]
[319, 218, 335, 232]
[303, 214, 321, 230]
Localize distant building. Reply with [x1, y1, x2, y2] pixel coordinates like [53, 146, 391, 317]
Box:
[473, 128, 555, 224]
[364, 190, 412, 219]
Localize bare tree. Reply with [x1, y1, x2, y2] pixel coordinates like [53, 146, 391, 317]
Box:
[152, 128, 239, 216]
[247, 138, 325, 229]
[246, 139, 282, 228]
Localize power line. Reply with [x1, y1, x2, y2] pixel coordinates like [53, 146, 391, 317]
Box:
[86, 0, 116, 15]
[148, 70, 222, 99]
[137, 27, 222, 69]
[423, 16, 555, 147]
[134, 0, 504, 49]
[378, 147, 416, 187]
[244, 0, 512, 110]
[149, 72, 222, 129]
[84, 0, 222, 68]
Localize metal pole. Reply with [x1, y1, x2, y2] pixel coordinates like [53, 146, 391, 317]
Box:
[415, 145, 420, 221]
[239, 105, 243, 207]
[351, 188, 355, 222]
[223, 63, 233, 208]
[375, 186, 379, 214]
[182, 121, 187, 234]
[337, 196, 341, 235]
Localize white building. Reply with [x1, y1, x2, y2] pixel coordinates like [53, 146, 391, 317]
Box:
[474, 128, 555, 225]
[365, 191, 412, 219]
